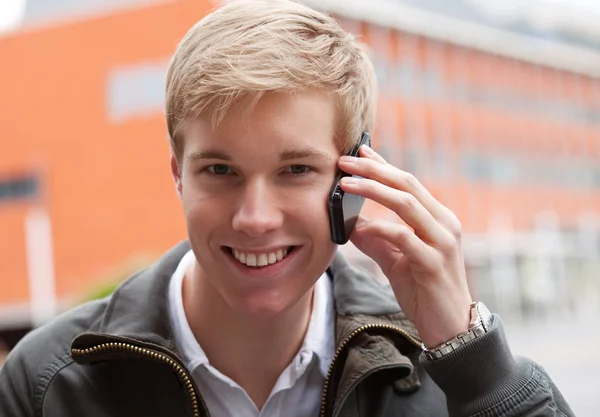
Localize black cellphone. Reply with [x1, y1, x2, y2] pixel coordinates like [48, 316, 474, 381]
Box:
[328, 132, 371, 245]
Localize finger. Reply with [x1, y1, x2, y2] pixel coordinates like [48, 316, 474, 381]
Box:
[352, 217, 437, 269]
[341, 176, 451, 246]
[349, 222, 406, 278]
[340, 150, 451, 226]
[359, 145, 387, 164]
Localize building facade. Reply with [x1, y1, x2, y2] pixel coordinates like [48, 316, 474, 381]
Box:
[1, 0, 599, 334]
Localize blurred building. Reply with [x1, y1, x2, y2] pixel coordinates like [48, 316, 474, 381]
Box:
[1, 0, 599, 341]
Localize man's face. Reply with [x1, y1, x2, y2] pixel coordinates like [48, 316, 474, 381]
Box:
[172, 90, 340, 316]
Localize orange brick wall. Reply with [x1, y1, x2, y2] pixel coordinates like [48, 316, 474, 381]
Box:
[0, 0, 214, 304]
[0, 2, 598, 311]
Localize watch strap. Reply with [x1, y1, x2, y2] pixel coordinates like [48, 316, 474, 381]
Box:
[424, 302, 492, 360]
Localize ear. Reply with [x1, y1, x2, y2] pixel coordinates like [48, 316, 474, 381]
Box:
[170, 150, 183, 201]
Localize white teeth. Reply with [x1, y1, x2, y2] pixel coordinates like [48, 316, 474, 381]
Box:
[257, 254, 268, 266]
[246, 254, 257, 267]
[231, 247, 292, 267]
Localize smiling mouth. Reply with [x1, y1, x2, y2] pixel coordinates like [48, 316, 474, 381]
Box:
[226, 246, 296, 268]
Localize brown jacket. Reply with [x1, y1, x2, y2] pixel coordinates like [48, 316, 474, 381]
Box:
[0, 241, 574, 416]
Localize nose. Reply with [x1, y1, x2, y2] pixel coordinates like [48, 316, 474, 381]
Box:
[231, 179, 284, 237]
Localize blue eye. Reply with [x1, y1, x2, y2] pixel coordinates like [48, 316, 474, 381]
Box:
[287, 165, 311, 175]
[207, 164, 232, 175]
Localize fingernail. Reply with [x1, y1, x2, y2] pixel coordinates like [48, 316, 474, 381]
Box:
[340, 176, 359, 185]
[361, 145, 374, 156]
[340, 156, 357, 164]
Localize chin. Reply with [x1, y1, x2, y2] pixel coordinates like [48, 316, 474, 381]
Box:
[226, 288, 309, 318]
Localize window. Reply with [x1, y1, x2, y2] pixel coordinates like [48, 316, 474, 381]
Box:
[0, 174, 39, 202]
[106, 60, 169, 123]
[23, 0, 161, 27]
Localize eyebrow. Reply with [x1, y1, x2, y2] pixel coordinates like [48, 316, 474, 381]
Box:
[187, 148, 336, 162]
[279, 149, 335, 162]
[187, 149, 232, 162]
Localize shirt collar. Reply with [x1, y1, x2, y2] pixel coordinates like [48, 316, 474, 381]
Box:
[301, 264, 335, 378]
[168, 250, 208, 370]
[168, 250, 335, 378]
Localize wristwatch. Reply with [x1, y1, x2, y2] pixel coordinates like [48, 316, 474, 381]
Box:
[424, 302, 493, 360]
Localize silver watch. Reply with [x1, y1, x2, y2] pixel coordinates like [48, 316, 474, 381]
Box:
[424, 302, 493, 360]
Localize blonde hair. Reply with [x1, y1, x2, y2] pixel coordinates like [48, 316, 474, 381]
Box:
[165, 0, 377, 158]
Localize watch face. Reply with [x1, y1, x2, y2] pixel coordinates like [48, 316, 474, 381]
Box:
[477, 302, 493, 332]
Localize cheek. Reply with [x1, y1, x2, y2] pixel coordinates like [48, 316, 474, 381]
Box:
[285, 186, 332, 235]
[182, 189, 231, 236]
[286, 181, 328, 206]
[180, 172, 227, 212]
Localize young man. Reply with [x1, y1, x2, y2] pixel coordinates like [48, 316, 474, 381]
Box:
[0, 1, 573, 416]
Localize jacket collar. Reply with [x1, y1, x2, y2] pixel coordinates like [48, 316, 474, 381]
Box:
[88, 241, 189, 350]
[72, 240, 423, 404]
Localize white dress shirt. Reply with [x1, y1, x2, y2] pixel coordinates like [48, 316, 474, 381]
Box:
[168, 250, 335, 417]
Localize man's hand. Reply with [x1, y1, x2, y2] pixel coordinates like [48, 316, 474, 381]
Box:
[338, 145, 473, 348]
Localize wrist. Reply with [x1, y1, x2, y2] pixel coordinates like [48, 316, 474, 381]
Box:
[423, 302, 493, 360]
[420, 304, 472, 348]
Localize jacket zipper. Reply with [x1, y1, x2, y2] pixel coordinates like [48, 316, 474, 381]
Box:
[72, 324, 420, 417]
[72, 342, 206, 417]
[319, 324, 423, 417]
